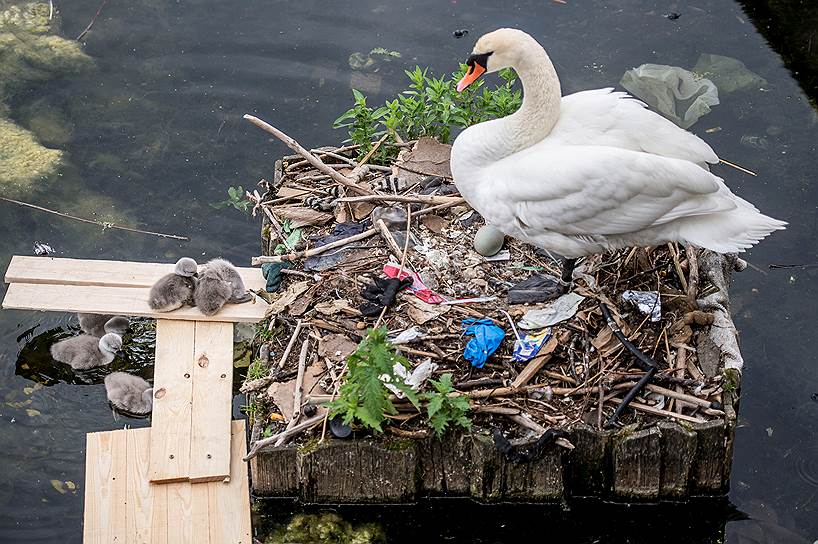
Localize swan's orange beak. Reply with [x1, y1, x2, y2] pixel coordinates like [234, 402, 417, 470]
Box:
[457, 62, 486, 92]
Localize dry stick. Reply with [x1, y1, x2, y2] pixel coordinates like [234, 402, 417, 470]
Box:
[686, 245, 700, 300]
[275, 338, 310, 446]
[720, 158, 757, 177]
[412, 198, 468, 217]
[645, 383, 721, 411]
[373, 204, 412, 330]
[261, 206, 292, 250]
[667, 243, 689, 294]
[337, 194, 463, 206]
[0, 196, 189, 241]
[276, 320, 304, 370]
[605, 396, 706, 424]
[375, 219, 403, 261]
[354, 133, 389, 170]
[244, 413, 326, 460]
[76, 0, 108, 41]
[243, 114, 373, 195]
[393, 163, 454, 181]
[252, 228, 376, 265]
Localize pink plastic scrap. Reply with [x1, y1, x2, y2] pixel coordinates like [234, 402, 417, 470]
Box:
[383, 264, 445, 304]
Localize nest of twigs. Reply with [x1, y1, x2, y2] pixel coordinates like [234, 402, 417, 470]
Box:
[239, 126, 736, 456]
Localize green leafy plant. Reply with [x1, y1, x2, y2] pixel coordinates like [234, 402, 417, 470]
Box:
[420, 373, 471, 437]
[211, 185, 251, 212]
[333, 65, 522, 163]
[327, 328, 420, 432]
[274, 219, 302, 255]
[241, 400, 263, 425]
[246, 358, 268, 381]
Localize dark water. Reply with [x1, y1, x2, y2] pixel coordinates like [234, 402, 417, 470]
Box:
[1, 0, 817, 542]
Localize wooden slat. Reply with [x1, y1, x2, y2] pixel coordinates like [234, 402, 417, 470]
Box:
[209, 420, 253, 542]
[5, 255, 265, 291]
[2, 282, 268, 322]
[83, 422, 251, 543]
[127, 428, 154, 544]
[189, 321, 234, 483]
[83, 429, 127, 543]
[150, 320, 195, 483]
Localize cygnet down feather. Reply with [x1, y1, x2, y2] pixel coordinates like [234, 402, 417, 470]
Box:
[194, 258, 252, 316]
[104, 372, 153, 415]
[50, 333, 122, 370]
[78, 313, 130, 337]
[148, 257, 198, 312]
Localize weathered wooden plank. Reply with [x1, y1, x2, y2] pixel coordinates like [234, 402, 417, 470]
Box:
[612, 427, 661, 499]
[209, 420, 252, 543]
[567, 424, 612, 497]
[5, 255, 265, 291]
[189, 321, 234, 483]
[301, 439, 417, 503]
[2, 282, 267, 322]
[126, 428, 155, 544]
[416, 433, 472, 495]
[83, 430, 127, 543]
[691, 420, 725, 493]
[150, 320, 195, 483]
[191, 484, 210, 544]
[658, 421, 697, 497]
[249, 446, 300, 497]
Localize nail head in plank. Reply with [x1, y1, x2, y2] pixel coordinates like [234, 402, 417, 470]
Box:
[149, 320, 195, 483]
[5, 255, 265, 291]
[189, 321, 234, 483]
[2, 282, 268, 323]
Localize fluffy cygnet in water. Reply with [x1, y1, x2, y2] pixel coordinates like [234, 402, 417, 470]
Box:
[77, 313, 130, 337]
[50, 333, 122, 370]
[104, 372, 153, 415]
[148, 257, 198, 312]
[194, 258, 253, 316]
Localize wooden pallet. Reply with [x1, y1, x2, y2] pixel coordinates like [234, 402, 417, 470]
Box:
[1, 256, 267, 540]
[83, 420, 252, 543]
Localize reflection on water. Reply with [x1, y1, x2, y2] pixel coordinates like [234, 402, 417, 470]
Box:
[0, 0, 817, 542]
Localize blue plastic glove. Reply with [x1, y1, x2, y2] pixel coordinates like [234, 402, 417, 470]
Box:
[462, 318, 506, 369]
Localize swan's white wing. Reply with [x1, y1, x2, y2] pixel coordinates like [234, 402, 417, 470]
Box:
[478, 145, 733, 237]
[547, 88, 719, 166]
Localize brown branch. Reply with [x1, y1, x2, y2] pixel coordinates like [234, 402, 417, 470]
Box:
[0, 196, 189, 241]
[76, 0, 109, 41]
[252, 228, 376, 265]
[243, 115, 373, 195]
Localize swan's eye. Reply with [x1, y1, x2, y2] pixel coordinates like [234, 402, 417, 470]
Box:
[466, 51, 493, 71]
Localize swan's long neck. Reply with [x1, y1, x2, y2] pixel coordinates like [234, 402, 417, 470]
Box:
[497, 47, 561, 154]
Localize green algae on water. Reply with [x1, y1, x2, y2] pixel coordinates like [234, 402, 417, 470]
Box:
[0, 117, 61, 194]
[265, 512, 386, 544]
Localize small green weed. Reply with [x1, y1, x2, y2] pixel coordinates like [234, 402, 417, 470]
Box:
[327, 328, 420, 432]
[274, 219, 302, 255]
[241, 400, 263, 425]
[420, 373, 471, 437]
[246, 359, 268, 381]
[333, 65, 521, 163]
[211, 185, 252, 213]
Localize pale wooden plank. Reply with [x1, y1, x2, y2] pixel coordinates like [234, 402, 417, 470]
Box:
[189, 321, 234, 483]
[126, 428, 154, 544]
[2, 282, 267, 322]
[150, 483, 168, 544]
[191, 484, 211, 544]
[83, 430, 127, 543]
[165, 482, 194, 544]
[149, 320, 195, 483]
[208, 420, 253, 543]
[5, 255, 265, 291]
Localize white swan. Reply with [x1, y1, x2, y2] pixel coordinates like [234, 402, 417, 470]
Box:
[451, 28, 785, 280]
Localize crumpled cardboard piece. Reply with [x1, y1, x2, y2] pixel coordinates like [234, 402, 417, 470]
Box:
[391, 137, 452, 187]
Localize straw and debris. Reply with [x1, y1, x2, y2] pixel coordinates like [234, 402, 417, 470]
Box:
[240, 115, 734, 459]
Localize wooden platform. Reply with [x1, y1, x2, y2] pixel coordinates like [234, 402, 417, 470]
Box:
[84, 420, 251, 543]
[2, 256, 267, 540]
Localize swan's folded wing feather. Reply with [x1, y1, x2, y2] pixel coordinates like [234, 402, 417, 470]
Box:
[484, 146, 732, 236]
[548, 88, 719, 166]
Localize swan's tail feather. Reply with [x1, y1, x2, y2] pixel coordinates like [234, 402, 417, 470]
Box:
[677, 208, 787, 254]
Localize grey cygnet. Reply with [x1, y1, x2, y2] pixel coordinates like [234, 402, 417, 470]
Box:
[104, 372, 153, 414]
[194, 258, 253, 316]
[77, 313, 130, 337]
[148, 257, 198, 312]
[50, 333, 122, 370]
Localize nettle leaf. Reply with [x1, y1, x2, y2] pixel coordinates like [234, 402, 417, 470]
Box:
[420, 373, 472, 438]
